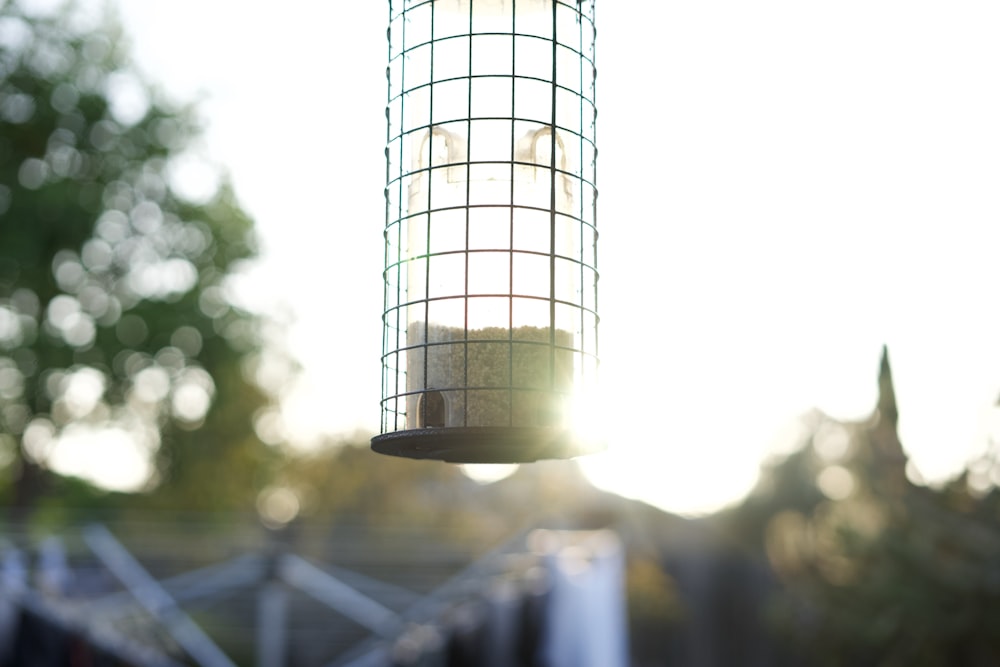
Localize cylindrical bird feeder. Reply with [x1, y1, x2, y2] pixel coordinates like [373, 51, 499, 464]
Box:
[374, 0, 600, 463]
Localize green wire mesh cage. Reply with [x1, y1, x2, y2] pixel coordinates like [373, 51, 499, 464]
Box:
[374, 0, 601, 463]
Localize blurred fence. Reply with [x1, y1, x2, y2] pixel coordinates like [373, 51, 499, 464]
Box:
[0, 520, 626, 667]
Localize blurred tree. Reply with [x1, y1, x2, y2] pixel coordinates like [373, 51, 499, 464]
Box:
[0, 0, 286, 520]
[732, 349, 1000, 666]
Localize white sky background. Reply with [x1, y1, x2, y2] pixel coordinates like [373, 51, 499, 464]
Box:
[101, 0, 1000, 514]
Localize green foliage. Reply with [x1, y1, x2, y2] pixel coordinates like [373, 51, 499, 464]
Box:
[273, 435, 526, 544]
[0, 0, 282, 517]
[741, 410, 1000, 667]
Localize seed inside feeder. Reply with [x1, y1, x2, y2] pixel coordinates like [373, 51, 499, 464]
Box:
[408, 325, 574, 430]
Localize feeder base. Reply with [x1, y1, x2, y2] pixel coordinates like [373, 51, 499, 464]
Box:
[371, 427, 603, 464]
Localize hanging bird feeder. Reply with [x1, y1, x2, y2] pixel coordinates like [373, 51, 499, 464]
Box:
[374, 0, 600, 463]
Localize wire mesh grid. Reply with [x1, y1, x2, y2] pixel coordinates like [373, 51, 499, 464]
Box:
[376, 0, 599, 462]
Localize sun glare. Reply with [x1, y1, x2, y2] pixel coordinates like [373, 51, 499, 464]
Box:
[461, 463, 520, 484]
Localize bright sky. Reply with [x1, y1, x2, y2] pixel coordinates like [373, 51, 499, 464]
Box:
[96, 0, 1000, 514]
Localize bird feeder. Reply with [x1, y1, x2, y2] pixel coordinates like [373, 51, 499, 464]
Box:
[374, 0, 600, 463]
